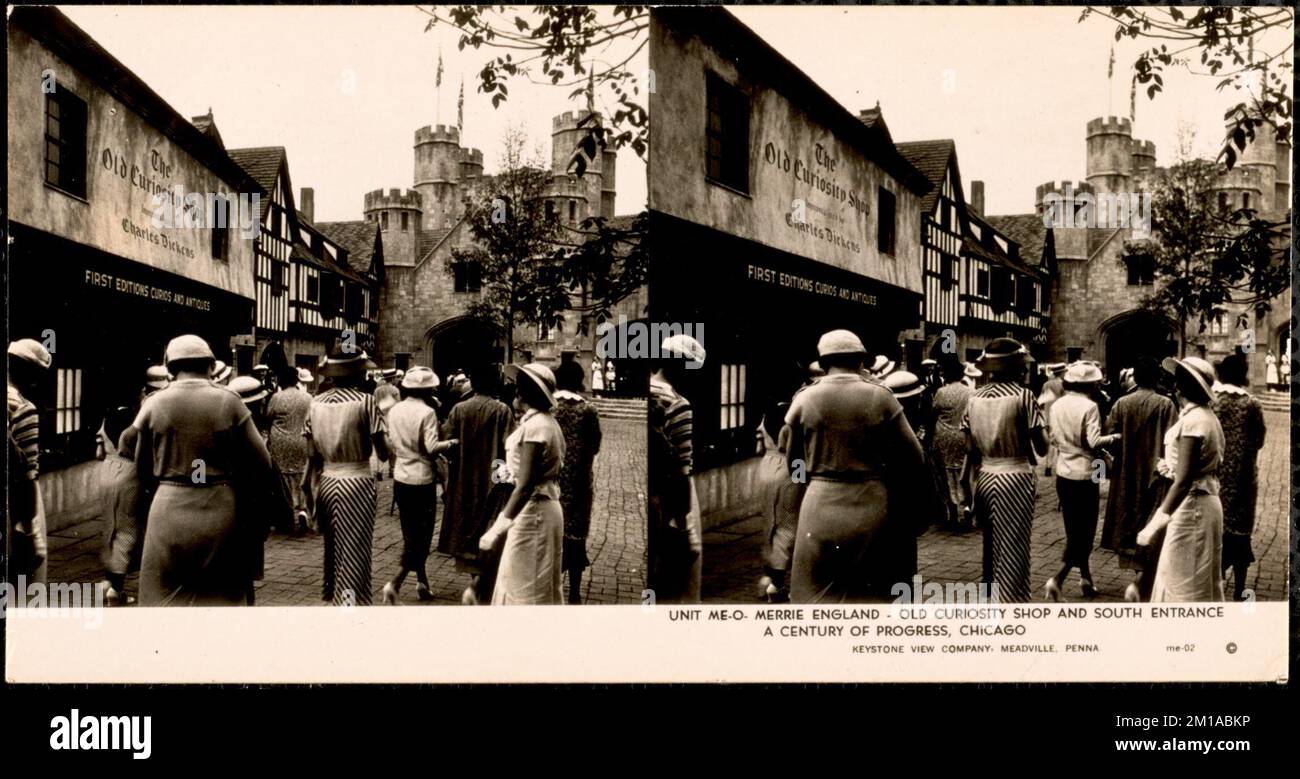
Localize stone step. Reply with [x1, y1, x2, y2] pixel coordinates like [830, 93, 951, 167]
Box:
[591, 396, 647, 420]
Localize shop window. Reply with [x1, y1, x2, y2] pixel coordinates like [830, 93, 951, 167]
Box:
[44, 89, 88, 198]
[400, 212, 409, 231]
[54, 368, 82, 435]
[453, 261, 482, 293]
[705, 72, 751, 193]
[877, 187, 896, 255]
[719, 363, 747, 431]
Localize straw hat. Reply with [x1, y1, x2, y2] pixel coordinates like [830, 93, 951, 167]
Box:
[7, 339, 52, 369]
[319, 344, 378, 377]
[1161, 356, 1217, 403]
[506, 362, 557, 409]
[661, 333, 707, 365]
[963, 362, 982, 379]
[164, 335, 214, 366]
[144, 365, 170, 391]
[1045, 362, 1067, 377]
[883, 370, 925, 399]
[1063, 361, 1104, 384]
[808, 360, 825, 377]
[401, 366, 440, 390]
[230, 375, 269, 405]
[869, 355, 897, 377]
[380, 368, 399, 381]
[211, 360, 232, 384]
[976, 338, 1028, 372]
[817, 329, 867, 359]
[296, 367, 314, 385]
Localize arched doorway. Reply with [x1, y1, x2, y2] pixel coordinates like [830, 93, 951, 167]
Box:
[1099, 310, 1177, 383]
[425, 316, 502, 383]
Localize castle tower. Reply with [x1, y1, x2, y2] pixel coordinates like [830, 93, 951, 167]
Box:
[1035, 180, 1093, 261]
[1222, 115, 1277, 213]
[1085, 116, 1133, 196]
[414, 124, 462, 230]
[1274, 139, 1291, 212]
[363, 188, 423, 267]
[552, 111, 605, 221]
[1130, 139, 1157, 179]
[545, 173, 591, 226]
[456, 146, 485, 220]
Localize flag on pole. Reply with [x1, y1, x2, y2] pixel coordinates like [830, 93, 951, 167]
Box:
[436, 48, 444, 88]
[1129, 77, 1136, 121]
[1107, 43, 1115, 79]
[457, 77, 464, 133]
[586, 64, 595, 115]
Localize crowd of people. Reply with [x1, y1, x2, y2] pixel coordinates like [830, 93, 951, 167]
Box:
[5, 334, 608, 607]
[644, 330, 1272, 606]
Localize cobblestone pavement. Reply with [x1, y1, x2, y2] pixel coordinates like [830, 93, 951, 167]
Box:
[703, 409, 1291, 604]
[45, 417, 646, 606]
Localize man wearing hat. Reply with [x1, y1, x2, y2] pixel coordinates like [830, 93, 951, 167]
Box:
[211, 360, 233, 385]
[382, 367, 458, 604]
[1135, 356, 1226, 602]
[144, 365, 170, 398]
[1044, 362, 1120, 601]
[648, 334, 707, 603]
[437, 363, 516, 604]
[783, 330, 932, 603]
[8, 338, 53, 584]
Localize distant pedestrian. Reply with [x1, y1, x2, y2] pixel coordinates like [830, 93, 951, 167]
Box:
[551, 361, 602, 605]
[962, 338, 1047, 603]
[231, 375, 290, 604]
[97, 404, 142, 606]
[1045, 362, 1119, 600]
[1101, 357, 1177, 556]
[1138, 357, 1225, 602]
[479, 363, 566, 604]
[267, 368, 315, 532]
[1213, 353, 1265, 601]
[382, 367, 457, 604]
[303, 344, 388, 606]
[929, 357, 974, 530]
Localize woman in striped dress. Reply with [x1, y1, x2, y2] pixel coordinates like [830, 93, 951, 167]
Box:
[961, 338, 1047, 603]
[303, 345, 388, 606]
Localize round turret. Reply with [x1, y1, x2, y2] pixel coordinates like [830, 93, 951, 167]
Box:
[552, 111, 606, 219]
[414, 124, 463, 229]
[364, 188, 423, 267]
[1085, 116, 1133, 196]
[543, 174, 590, 225]
[1219, 115, 1276, 212]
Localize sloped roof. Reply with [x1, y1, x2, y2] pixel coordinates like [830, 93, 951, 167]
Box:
[416, 227, 455, 263]
[895, 139, 955, 214]
[985, 213, 1051, 268]
[315, 220, 381, 275]
[226, 146, 285, 221]
[190, 110, 224, 148]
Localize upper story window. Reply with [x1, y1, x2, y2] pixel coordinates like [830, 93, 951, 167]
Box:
[400, 212, 409, 231]
[311, 233, 324, 257]
[705, 72, 751, 193]
[1015, 275, 1036, 317]
[211, 218, 229, 261]
[1125, 253, 1155, 286]
[939, 198, 951, 232]
[45, 89, 88, 199]
[381, 211, 389, 231]
[1242, 193, 1251, 211]
[877, 187, 896, 255]
[989, 267, 1014, 312]
[568, 199, 577, 222]
[976, 267, 990, 297]
[1218, 192, 1230, 213]
[453, 261, 482, 293]
[545, 200, 557, 222]
[306, 272, 319, 303]
[271, 261, 286, 298]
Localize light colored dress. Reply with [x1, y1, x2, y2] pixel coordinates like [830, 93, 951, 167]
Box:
[266, 385, 312, 519]
[1151, 404, 1225, 602]
[492, 408, 566, 604]
[930, 381, 973, 511]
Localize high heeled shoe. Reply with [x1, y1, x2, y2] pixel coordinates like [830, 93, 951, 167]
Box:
[1044, 578, 1063, 602]
[381, 582, 399, 605]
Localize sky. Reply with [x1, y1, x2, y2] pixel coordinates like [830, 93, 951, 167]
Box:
[59, 5, 650, 223]
[730, 5, 1292, 214]
[58, 6, 1289, 221]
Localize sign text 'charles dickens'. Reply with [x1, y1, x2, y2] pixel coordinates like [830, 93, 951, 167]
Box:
[84, 269, 211, 311]
[746, 264, 879, 307]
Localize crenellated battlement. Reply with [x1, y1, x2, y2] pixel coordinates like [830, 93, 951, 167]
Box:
[459, 147, 484, 165]
[1131, 139, 1156, 157]
[1086, 116, 1132, 137]
[414, 124, 461, 145]
[552, 110, 601, 131]
[1035, 180, 1092, 203]
[364, 188, 423, 212]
